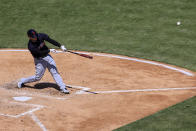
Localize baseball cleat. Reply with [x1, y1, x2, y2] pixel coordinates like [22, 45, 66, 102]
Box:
[17, 82, 24, 88]
[60, 88, 70, 94]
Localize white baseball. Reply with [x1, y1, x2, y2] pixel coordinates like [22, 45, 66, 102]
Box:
[177, 21, 181, 25]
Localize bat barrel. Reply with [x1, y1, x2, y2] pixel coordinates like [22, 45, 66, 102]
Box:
[67, 50, 93, 59]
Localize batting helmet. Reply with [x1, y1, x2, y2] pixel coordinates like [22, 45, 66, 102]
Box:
[27, 29, 37, 38]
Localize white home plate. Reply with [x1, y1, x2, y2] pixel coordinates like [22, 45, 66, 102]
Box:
[13, 96, 32, 102]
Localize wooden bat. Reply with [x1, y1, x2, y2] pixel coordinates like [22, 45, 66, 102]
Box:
[67, 50, 93, 59]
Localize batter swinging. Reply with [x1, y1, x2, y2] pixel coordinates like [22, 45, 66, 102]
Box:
[17, 29, 69, 94]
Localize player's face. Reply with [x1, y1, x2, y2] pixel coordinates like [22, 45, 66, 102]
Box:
[29, 36, 37, 42]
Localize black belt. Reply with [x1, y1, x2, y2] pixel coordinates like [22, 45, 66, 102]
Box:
[36, 54, 48, 59]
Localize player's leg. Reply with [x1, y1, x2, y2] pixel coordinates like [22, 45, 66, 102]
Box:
[18, 58, 46, 88]
[45, 55, 69, 94]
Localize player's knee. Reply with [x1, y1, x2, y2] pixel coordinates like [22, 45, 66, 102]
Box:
[35, 76, 42, 81]
[52, 71, 58, 75]
[50, 69, 59, 75]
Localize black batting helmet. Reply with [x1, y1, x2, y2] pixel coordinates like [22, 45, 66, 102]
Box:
[27, 29, 37, 38]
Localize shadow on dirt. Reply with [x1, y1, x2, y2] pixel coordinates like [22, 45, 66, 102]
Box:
[1, 81, 75, 96]
[24, 82, 61, 91]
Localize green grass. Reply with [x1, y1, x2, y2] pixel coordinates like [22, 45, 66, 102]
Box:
[1, 0, 196, 70]
[114, 96, 196, 131]
[1, 0, 196, 130]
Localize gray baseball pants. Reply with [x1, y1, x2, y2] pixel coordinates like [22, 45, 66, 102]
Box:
[20, 54, 66, 89]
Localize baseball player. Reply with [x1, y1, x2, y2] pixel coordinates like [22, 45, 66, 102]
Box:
[17, 29, 69, 94]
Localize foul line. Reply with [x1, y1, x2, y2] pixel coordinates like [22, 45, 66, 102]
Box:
[78, 87, 196, 94]
[0, 49, 193, 76]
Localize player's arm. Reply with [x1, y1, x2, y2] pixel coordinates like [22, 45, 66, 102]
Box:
[42, 33, 67, 51]
[42, 33, 61, 47]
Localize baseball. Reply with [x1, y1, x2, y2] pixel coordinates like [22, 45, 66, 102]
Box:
[177, 21, 181, 25]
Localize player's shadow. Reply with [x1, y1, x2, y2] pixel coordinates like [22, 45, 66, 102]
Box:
[24, 82, 61, 91]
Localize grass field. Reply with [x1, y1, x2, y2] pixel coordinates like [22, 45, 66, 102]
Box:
[115, 96, 196, 131]
[1, 0, 196, 130]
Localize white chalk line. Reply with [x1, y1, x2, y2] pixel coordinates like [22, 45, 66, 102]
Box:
[66, 84, 93, 94]
[0, 49, 193, 76]
[30, 113, 48, 131]
[92, 53, 194, 77]
[78, 87, 196, 94]
[0, 84, 90, 131]
[0, 100, 46, 131]
[67, 84, 90, 91]
[0, 101, 44, 118]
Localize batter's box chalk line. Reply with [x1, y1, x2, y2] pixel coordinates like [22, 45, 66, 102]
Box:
[67, 85, 98, 94]
[0, 101, 47, 131]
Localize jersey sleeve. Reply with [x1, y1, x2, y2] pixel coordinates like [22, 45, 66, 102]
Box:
[42, 33, 61, 47]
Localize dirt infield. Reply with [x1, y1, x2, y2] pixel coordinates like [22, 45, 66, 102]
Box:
[1, 49, 196, 131]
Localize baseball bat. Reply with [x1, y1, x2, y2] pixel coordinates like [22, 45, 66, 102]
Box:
[67, 50, 93, 59]
[84, 90, 98, 94]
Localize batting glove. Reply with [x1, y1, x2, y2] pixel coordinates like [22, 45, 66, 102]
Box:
[50, 49, 57, 53]
[60, 45, 67, 52]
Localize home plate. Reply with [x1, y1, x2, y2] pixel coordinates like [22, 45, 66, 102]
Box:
[13, 96, 32, 102]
